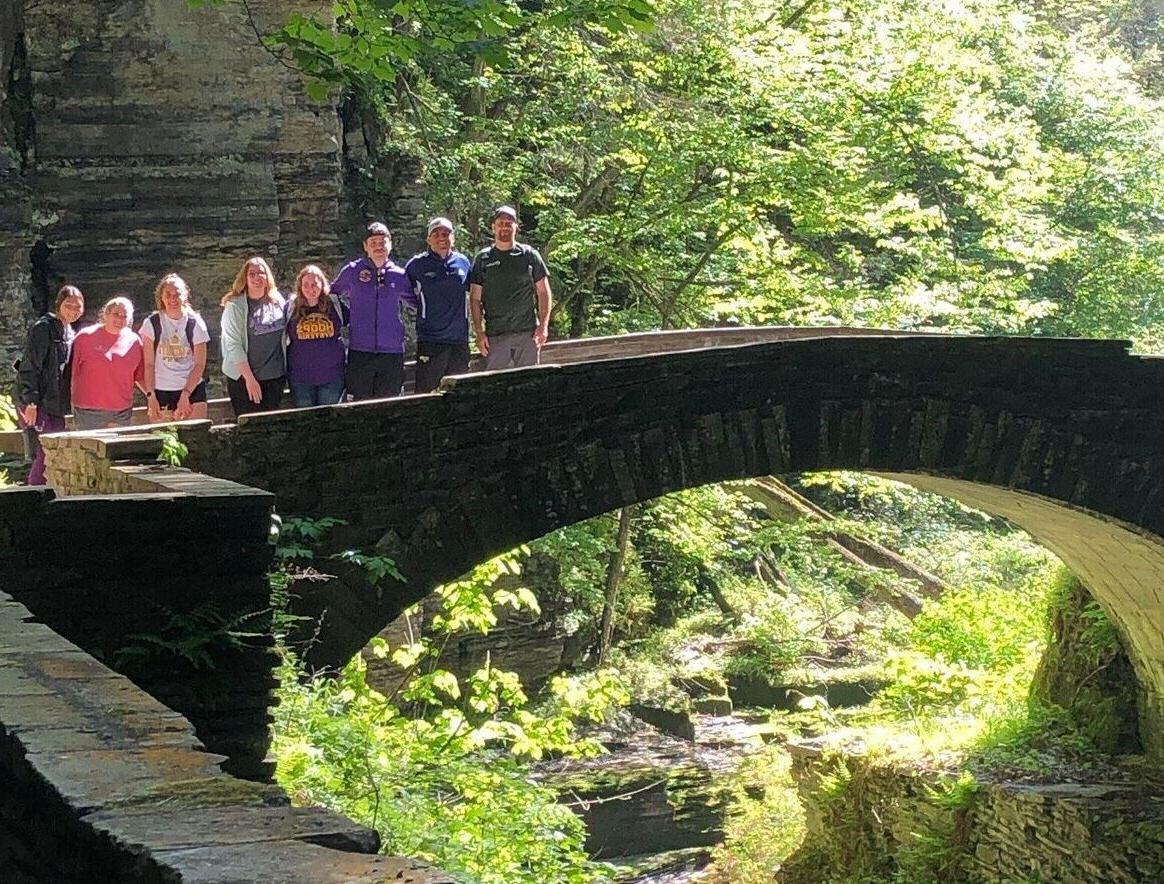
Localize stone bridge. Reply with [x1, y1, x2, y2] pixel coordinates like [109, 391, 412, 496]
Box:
[40, 326, 1164, 756]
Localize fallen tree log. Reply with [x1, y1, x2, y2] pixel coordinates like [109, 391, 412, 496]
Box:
[734, 477, 952, 619]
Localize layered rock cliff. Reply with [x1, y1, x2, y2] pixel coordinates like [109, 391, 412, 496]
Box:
[0, 0, 343, 373]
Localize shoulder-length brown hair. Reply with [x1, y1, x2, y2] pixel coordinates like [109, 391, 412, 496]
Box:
[53, 284, 84, 313]
[289, 265, 332, 324]
[220, 257, 279, 307]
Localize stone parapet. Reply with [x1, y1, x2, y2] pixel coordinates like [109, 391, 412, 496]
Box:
[0, 471, 276, 778]
[0, 588, 452, 882]
[40, 421, 219, 495]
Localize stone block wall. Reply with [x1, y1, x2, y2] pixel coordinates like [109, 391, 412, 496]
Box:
[0, 587, 453, 883]
[972, 782, 1164, 883]
[0, 0, 34, 378]
[39, 422, 215, 495]
[0, 474, 278, 779]
[783, 742, 1164, 884]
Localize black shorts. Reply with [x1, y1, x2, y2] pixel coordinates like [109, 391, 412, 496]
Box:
[227, 376, 285, 417]
[156, 381, 208, 410]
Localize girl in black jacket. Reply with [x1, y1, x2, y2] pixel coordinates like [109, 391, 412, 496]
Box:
[17, 285, 85, 485]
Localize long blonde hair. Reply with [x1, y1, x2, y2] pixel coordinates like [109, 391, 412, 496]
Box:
[220, 257, 279, 307]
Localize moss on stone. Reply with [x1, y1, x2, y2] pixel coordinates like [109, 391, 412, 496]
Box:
[1030, 575, 1140, 754]
[111, 776, 286, 810]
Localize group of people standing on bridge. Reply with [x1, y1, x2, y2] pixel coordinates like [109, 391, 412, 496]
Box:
[14, 205, 553, 485]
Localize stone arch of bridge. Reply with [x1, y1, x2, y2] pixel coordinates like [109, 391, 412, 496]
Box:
[186, 331, 1164, 750]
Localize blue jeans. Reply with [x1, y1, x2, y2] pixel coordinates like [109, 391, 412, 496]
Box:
[290, 380, 345, 408]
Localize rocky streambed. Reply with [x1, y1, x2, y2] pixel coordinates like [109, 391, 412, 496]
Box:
[535, 708, 773, 881]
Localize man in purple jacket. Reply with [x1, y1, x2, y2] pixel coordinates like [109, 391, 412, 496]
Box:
[331, 221, 418, 399]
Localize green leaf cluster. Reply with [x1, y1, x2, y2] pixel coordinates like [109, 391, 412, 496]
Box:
[199, 0, 1164, 344]
[114, 603, 268, 672]
[273, 551, 630, 882]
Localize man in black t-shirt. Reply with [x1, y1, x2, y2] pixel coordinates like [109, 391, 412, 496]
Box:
[469, 205, 553, 370]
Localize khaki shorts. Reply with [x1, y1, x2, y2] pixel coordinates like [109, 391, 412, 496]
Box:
[73, 406, 133, 430]
[483, 332, 540, 370]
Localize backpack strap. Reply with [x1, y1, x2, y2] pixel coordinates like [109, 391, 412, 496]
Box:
[149, 312, 202, 355]
[148, 312, 162, 355]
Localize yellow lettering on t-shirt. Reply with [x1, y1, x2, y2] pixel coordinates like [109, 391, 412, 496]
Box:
[158, 333, 189, 363]
[297, 314, 336, 341]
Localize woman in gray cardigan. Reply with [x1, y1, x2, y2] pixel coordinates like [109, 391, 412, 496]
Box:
[220, 256, 287, 417]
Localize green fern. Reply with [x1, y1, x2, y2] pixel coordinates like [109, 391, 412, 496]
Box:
[114, 603, 268, 671]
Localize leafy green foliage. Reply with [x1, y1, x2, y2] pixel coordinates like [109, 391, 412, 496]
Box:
[275, 651, 614, 883]
[876, 652, 977, 719]
[273, 515, 347, 562]
[206, 0, 1164, 343]
[907, 583, 1048, 672]
[0, 394, 19, 431]
[113, 603, 268, 671]
[799, 473, 1057, 592]
[868, 558, 1056, 732]
[530, 510, 657, 646]
[153, 429, 189, 468]
[968, 701, 1107, 777]
[272, 514, 404, 592]
[633, 486, 761, 623]
[274, 0, 657, 91]
[710, 745, 806, 882]
[274, 548, 628, 882]
[334, 549, 405, 586]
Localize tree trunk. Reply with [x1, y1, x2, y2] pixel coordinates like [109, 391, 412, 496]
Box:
[735, 477, 951, 619]
[599, 505, 636, 663]
[568, 289, 590, 338]
[696, 562, 737, 620]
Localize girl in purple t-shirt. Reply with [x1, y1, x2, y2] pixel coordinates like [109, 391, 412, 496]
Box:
[285, 265, 348, 407]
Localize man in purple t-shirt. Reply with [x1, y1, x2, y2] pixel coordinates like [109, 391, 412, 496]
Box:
[330, 222, 418, 399]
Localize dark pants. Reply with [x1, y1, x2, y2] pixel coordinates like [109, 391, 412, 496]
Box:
[415, 341, 471, 394]
[24, 412, 66, 486]
[227, 376, 285, 417]
[346, 351, 404, 400]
